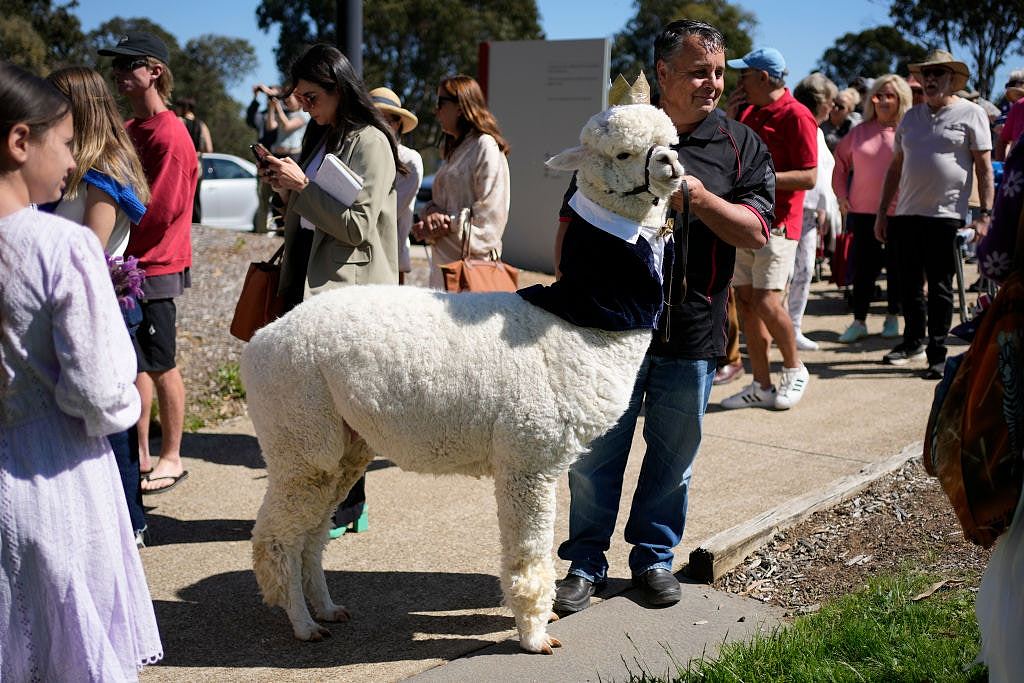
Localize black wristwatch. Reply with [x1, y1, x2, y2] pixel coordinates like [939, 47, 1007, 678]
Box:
[978, 208, 992, 217]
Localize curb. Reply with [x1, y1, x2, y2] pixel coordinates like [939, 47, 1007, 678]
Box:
[685, 442, 923, 583]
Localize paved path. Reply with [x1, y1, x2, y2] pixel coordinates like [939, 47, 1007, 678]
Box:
[137, 269, 964, 682]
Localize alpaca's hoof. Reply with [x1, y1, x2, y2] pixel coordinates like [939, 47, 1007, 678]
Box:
[316, 604, 351, 623]
[520, 633, 562, 654]
[294, 622, 332, 641]
[548, 612, 560, 623]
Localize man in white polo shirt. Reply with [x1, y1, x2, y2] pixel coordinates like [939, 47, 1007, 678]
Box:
[875, 50, 993, 379]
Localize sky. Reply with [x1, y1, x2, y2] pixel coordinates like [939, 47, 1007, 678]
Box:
[75, 0, 1017, 106]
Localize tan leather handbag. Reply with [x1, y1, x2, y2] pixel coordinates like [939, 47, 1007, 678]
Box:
[439, 209, 518, 293]
[229, 244, 285, 341]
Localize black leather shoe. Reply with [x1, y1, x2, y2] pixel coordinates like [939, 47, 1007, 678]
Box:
[553, 574, 603, 616]
[632, 568, 681, 606]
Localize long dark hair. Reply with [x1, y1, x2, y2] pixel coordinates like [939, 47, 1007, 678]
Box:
[286, 44, 405, 175]
[0, 61, 70, 144]
[438, 75, 509, 160]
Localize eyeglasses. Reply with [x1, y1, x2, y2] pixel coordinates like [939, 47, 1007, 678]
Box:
[920, 67, 952, 80]
[297, 91, 319, 106]
[435, 95, 457, 109]
[111, 57, 149, 72]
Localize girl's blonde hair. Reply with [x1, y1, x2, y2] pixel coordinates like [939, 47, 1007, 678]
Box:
[863, 74, 913, 124]
[46, 66, 150, 203]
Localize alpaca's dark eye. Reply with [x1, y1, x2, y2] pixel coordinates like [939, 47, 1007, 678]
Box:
[616, 152, 630, 160]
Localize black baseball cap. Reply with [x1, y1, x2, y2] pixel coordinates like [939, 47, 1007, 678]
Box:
[98, 31, 170, 64]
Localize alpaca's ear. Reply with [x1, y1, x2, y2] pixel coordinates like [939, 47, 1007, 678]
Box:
[546, 146, 586, 172]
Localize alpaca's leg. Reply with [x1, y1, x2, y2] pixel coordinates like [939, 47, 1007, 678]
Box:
[252, 472, 333, 641]
[302, 437, 375, 622]
[493, 469, 562, 654]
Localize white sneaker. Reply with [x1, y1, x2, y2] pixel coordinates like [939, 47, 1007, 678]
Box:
[775, 365, 809, 410]
[721, 380, 778, 410]
[794, 331, 819, 351]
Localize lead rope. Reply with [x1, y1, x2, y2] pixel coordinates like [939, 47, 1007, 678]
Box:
[660, 179, 690, 344]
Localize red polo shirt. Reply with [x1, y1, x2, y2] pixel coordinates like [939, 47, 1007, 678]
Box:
[738, 89, 818, 240]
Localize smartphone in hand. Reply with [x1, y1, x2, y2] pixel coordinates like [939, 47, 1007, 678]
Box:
[250, 143, 272, 166]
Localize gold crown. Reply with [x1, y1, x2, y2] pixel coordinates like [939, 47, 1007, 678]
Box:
[608, 71, 650, 106]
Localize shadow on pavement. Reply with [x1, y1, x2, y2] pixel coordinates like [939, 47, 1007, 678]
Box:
[145, 513, 254, 545]
[181, 431, 263, 468]
[152, 569, 513, 669]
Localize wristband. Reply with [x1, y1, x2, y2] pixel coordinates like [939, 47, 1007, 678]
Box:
[977, 208, 992, 217]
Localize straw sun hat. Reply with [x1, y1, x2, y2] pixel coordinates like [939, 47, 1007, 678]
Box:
[368, 87, 418, 135]
[908, 49, 970, 92]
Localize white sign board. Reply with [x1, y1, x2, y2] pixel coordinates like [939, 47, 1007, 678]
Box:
[485, 39, 609, 273]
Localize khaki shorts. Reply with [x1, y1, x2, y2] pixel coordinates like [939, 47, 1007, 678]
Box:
[733, 233, 798, 290]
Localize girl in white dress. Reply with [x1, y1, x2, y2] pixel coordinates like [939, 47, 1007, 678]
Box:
[0, 61, 162, 680]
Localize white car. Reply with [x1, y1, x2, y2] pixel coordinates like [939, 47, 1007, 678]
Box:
[199, 152, 264, 231]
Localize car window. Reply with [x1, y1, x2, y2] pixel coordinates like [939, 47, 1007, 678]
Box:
[205, 157, 254, 180]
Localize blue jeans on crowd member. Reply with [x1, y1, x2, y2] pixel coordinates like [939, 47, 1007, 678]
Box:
[558, 354, 715, 583]
[109, 427, 145, 534]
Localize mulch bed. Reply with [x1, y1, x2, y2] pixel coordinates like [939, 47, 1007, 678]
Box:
[713, 458, 992, 615]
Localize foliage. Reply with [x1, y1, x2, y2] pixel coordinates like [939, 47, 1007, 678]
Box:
[1, 0, 90, 67]
[889, 0, 1024, 98]
[255, 0, 544, 156]
[645, 572, 986, 682]
[86, 17, 258, 158]
[817, 26, 930, 88]
[0, 15, 51, 75]
[610, 0, 756, 101]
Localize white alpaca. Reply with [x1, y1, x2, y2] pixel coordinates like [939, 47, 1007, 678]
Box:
[243, 103, 684, 654]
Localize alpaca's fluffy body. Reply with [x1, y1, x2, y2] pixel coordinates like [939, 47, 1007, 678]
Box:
[245, 103, 684, 654]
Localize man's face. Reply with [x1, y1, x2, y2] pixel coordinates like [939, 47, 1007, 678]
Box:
[656, 35, 725, 131]
[111, 56, 157, 97]
[919, 66, 954, 102]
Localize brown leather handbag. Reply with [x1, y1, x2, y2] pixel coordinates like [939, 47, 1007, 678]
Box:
[439, 208, 518, 293]
[230, 244, 285, 341]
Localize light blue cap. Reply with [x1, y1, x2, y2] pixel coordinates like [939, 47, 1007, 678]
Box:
[727, 47, 787, 80]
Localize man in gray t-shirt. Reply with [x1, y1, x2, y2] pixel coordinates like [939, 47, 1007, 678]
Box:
[875, 50, 993, 379]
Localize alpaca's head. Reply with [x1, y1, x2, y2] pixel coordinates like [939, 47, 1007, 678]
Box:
[546, 104, 684, 224]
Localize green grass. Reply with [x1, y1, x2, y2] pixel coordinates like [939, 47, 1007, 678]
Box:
[214, 361, 246, 400]
[636, 572, 986, 683]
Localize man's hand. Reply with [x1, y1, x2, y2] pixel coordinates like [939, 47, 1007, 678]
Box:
[968, 213, 992, 241]
[725, 90, 748, 120]
[669, 175, 706, 214]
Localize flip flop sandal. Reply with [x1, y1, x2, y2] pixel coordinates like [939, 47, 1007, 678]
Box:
[141, 470, 189, 495]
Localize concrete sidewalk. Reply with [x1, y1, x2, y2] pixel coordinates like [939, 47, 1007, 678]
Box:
[137, 272, 961, 682]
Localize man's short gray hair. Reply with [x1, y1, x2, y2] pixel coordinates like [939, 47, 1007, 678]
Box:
[654, 20, 726, 66]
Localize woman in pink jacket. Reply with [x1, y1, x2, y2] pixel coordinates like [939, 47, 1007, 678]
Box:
[832, 74, 913, 342]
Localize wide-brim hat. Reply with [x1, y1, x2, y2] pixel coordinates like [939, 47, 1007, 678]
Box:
[1006, 85, 1024, 102]
[369, 87, 418, 135]
[98, 30, 170, 65]
[908, 50, 970, 92]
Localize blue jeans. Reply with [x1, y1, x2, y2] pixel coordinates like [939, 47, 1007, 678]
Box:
[558, 354, 714, 582]
[109, 427, 145, 534]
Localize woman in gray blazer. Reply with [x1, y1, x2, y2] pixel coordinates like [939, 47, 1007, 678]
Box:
[260, 43, 406, 537]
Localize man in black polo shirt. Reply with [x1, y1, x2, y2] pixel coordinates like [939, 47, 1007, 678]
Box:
[552, 19, 774, 614]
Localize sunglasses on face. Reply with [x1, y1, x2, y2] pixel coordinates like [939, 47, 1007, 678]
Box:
[111, 57, 149, 72]
[435, 95, 457, 109]
[297, 91, 320, 106]
[920, 67, 952, 80]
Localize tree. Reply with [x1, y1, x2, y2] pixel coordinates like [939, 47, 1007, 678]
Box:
[816, 26, 929, 88]
[0, 15, 50, 75]
[610, 0, 756, 100]
[87, 18, 258, 157]
[889, 0, 1024, 98]
[3, 0, 90, 67]
[255, 0, 544, 153]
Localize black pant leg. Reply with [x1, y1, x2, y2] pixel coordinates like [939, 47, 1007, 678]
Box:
[849, 213, 883, 321]
[894, 216, 927, 348]
[923, 218, 960, 364]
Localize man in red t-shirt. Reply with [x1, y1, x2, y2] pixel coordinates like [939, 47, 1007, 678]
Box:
[721, 47, 817, 411]
[100, 32, 198, 494]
